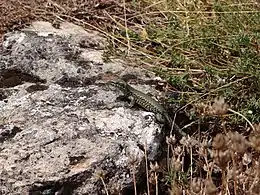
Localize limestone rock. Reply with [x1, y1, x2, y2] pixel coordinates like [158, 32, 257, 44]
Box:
[0, 21, 164, 194]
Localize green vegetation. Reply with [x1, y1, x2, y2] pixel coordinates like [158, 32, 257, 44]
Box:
[125, 1, 260, 124]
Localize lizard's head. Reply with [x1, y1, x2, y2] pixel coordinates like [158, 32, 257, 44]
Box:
[108, 80, 129, 94]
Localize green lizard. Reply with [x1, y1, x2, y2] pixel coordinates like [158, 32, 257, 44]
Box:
[109, 80, 187, 138]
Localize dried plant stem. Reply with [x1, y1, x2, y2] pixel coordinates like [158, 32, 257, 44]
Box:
[131, 165, 137, 195]
[228, 108, 255, 132]
[155, 173, 158, 195]
[123, 0, 130, 55]
[221, 166, 229, 195]
[144, 141, 150, 195]
[168, 113, 177, 172]
[249, 162, 260, 192]
[190, 147, 193, 181]
[167, 144, 170, 172]
[128, 10, 260, 21]
[50, 12, 154, 59]
[99, 176, 109, 195]
[231, 153, 237, 195]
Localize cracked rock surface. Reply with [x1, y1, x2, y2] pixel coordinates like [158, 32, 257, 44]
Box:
[0, 21, 166, 194]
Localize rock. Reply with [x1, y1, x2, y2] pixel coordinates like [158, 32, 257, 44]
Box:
[0, 21, 165, 194]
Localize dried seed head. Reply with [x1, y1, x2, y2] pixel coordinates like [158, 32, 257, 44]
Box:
[212, 133, 228, 150]
[198, 145, 207, 158]
[242, 153, 252, 166]
[170, 157, 182, 171]
[173, 146, 184, 156]
[149, 172, 157, 185]
[168, 184, 182, 195]
[254, 123, 260, 132]
[166, 135, 177, 146]
[249, 134, 260, 151]
[198, 139, 209, 157]
[150, 162, 160, 173]
[237, 172, 247, 184]
[228, 131, 248, 153]
[195, 102, 209, 115]
[219, 150, 231, 167]
[210, 97, 229, 115]
[191, 178, 203, 193]
[212, 149, 231, 169]
[249, 123, 260, 151]
[95, 169, 106, 180]
[203, 161, 215, 173]
[205, 179, 217, 195]
[226, 167, 237, 181]
[180, 136, 198, 148]
[128, 153, 139, 167]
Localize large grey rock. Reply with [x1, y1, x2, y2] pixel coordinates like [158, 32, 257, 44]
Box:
[0, 21, 166, 194]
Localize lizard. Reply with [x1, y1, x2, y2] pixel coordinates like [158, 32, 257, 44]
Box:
[108, 80, 187, 138]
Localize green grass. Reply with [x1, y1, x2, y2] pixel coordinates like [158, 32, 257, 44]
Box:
[117, 0, 260, 124]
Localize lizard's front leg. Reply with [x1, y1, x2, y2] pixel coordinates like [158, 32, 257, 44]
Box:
[129, 96, 135, 107]
[155, 113, 165, 123]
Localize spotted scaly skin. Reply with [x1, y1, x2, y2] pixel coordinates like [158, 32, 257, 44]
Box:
[109, 80, 187, 138]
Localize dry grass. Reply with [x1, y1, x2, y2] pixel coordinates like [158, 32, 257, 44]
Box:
[1, 0, 260, 194]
